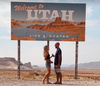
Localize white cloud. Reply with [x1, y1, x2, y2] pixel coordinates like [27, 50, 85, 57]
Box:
[86, 7, 93, 17]
[0, 0, 9, 5]
[0, 1, 10, 29]
[0, 15, 10, 29]
[78, 42, 100, 63]
[0, 36, 10, 39]
[85, 36, 93, 42]
[86, 19, 100, 28]
[7, 29, 11, 33]
[86, 7, 100, 30]
[95, 0, 100, 3]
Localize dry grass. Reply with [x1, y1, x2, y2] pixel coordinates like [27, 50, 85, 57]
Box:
[0, 68, 100, 80]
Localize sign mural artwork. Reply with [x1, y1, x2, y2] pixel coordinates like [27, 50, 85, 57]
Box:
[11, 2, 86, 41]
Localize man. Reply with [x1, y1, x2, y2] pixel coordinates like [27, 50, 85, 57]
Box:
[53, 42, 62, 84]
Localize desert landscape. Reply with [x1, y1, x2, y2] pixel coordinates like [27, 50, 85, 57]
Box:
[27, 17, 85, 41]
[0, 57, 100, 86]
[0, 68, 100, 86]
[11, 17, 85, 41]
[11, 34, 36, 41]
[11, 19, 53, 28]
[27, 17, 85, 33]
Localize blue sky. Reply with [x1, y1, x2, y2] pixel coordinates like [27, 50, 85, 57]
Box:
[0, 0, 100, 66]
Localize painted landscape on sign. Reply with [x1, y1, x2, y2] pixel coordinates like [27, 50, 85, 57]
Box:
[11, 2, 86, 41]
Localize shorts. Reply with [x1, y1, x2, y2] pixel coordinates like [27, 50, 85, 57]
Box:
[54, 67, 61, 73]
[45, 61, 51, 67]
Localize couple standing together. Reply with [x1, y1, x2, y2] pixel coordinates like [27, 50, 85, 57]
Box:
[42, 42, 62, 84]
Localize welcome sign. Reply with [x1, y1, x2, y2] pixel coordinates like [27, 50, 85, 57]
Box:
[11, 2, 86, 41]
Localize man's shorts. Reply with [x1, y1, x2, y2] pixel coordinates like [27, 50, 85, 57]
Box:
[54, 67, 61, 73]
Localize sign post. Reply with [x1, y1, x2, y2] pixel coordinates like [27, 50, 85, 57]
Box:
[47, 36, 49, 47]
[47, 40, 49, 47]
[18, 40, 20, 79]
[75, 37, 78, 79]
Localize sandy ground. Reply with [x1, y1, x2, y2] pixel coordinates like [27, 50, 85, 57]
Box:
[0, 69, 100, 86]
[0, 79, 100, 86]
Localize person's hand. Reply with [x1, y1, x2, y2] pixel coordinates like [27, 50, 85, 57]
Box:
[56, 64, 60, 67]
[52, 54, 55, 57]
[50, 61, 53, 63]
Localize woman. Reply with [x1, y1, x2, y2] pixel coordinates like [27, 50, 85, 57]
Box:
[42, 45, 53, 84]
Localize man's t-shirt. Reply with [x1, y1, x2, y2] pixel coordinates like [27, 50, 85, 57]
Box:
[54, 48, 62, 65]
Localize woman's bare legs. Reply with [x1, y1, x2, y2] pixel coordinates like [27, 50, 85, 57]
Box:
[46, 67, 51, 84]
[42, 67, 51, 84]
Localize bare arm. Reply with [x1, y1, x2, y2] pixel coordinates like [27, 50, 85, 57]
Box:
[50, 56, 53, 59]
[50, 54, 55, 58]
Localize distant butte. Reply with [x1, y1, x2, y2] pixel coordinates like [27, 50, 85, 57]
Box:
[11, 19, 22, 28]
[27, 17, 84, 33]
[77, 22, 85, 25]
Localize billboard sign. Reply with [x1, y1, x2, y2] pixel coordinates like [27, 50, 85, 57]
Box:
[11, 2, 86, 41]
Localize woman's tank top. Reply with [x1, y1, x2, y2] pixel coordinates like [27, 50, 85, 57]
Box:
[47, 54, 50, 60]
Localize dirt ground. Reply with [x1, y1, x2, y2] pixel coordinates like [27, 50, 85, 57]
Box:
[0, 68, 100, 86]
[0, 79, 100, 86]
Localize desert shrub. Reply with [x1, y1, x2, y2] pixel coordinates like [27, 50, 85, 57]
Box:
[33, 74, 36, 79]
[39, 75, 43, 79]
